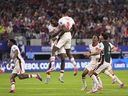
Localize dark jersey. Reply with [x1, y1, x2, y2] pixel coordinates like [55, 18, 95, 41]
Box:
[102, 41, 112, 63]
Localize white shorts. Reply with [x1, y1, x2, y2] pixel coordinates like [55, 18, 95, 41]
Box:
[12, 59, 25, 74]
[95, 61, 110, 74]
[107, 58, 112, 71]
[51, 40, 66, 55]
[55, 32, 71, 49]
[86, 62, 98, 71]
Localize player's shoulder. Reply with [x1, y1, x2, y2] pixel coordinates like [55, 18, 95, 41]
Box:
[97, 43, 101, 46]
[99, 42, 103, 45]
[11, 45, 18, 50]
[89, 44, 92, 48]
[98, 42, 104, 48]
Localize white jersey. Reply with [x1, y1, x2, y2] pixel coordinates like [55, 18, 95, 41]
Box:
[89, 43, 101, 63]
[10, 45, 23, 60]
[58, 16, 75, 30]
[46, 24, 66, 54]
[10, 45, 25, 66]
[85, 43, 101, 71]
[46, 24, 59, 39]
[46, 24, 59, 33]
[10, 45, 25, 74]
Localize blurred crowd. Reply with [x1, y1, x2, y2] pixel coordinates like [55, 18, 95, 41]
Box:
[0, 0, 128, 45]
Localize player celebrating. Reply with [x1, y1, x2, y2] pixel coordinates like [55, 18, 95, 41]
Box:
[47, 8, 78, 76]
[8, 39, 42, 93]
[81, 35, 102, 91]
[45, 17, 66, 83]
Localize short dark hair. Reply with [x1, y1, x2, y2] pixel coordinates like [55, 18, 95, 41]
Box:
[9, 39, 17, 45]
[102, 33, 109, 40]
[61, 7, 68, 14]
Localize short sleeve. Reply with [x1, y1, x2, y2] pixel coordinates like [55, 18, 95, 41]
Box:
[109, 42, 114, 48]
[58, 18, 64, 26]
[12, 46, 18, 52]
[99, 42, 104, 50]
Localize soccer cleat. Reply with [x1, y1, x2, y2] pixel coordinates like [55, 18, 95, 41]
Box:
[74, 67, 78, 76]
[44, 78, 50, 84]
[97, 85, 103, 90]
[119, 83, 124, 88]
[9, 90, 15, 93]
[86, 89, 98, 94]
[81, 86, 87, 91]
[36, 74, 42, 81]
[59, 77, 64, 83]
[87, 85, 102, 94]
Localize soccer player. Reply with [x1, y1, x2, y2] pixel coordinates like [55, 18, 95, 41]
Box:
[45, 17, 66, 83]
[99, 34, 124, 87]
[81, 35, 102, 91]
[47, 8, 78, 76]
[8, 39, 42, 93]
[89, 33, 123, 93]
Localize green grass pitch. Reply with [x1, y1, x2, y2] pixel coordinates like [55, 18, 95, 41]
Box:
[0, 71, 128, 96]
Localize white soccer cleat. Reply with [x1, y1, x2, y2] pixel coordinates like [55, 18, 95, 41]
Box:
[87, 85, 102, 94]
[86, 90, 97, 94]
[81, 86, 87, 91]
[97, 85, 103, 90]
[9, 84, 15, 93]
[59, 77, 64, 83]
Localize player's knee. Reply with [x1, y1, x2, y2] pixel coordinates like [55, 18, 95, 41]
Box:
[18, 74, 23, 79]
[10, 77, 14, 82]
[82, 71, 87, 77]
[53, 46, 59, 52]
[66, 49, 72, 58]
[10, 74, 17, 82]
[61, 58, 65, 63]
[82, 73, 85, 77]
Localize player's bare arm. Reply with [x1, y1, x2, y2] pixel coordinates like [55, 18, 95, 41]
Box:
[111, 46, 119, 52]
[84, 49, 101, 57]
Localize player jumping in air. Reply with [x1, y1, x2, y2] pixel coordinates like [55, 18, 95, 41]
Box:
[47, 8, 78, 76]
[45, 16, 66, 83]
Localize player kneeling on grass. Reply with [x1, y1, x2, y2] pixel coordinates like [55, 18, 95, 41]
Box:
[8, 39, 42, 93]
